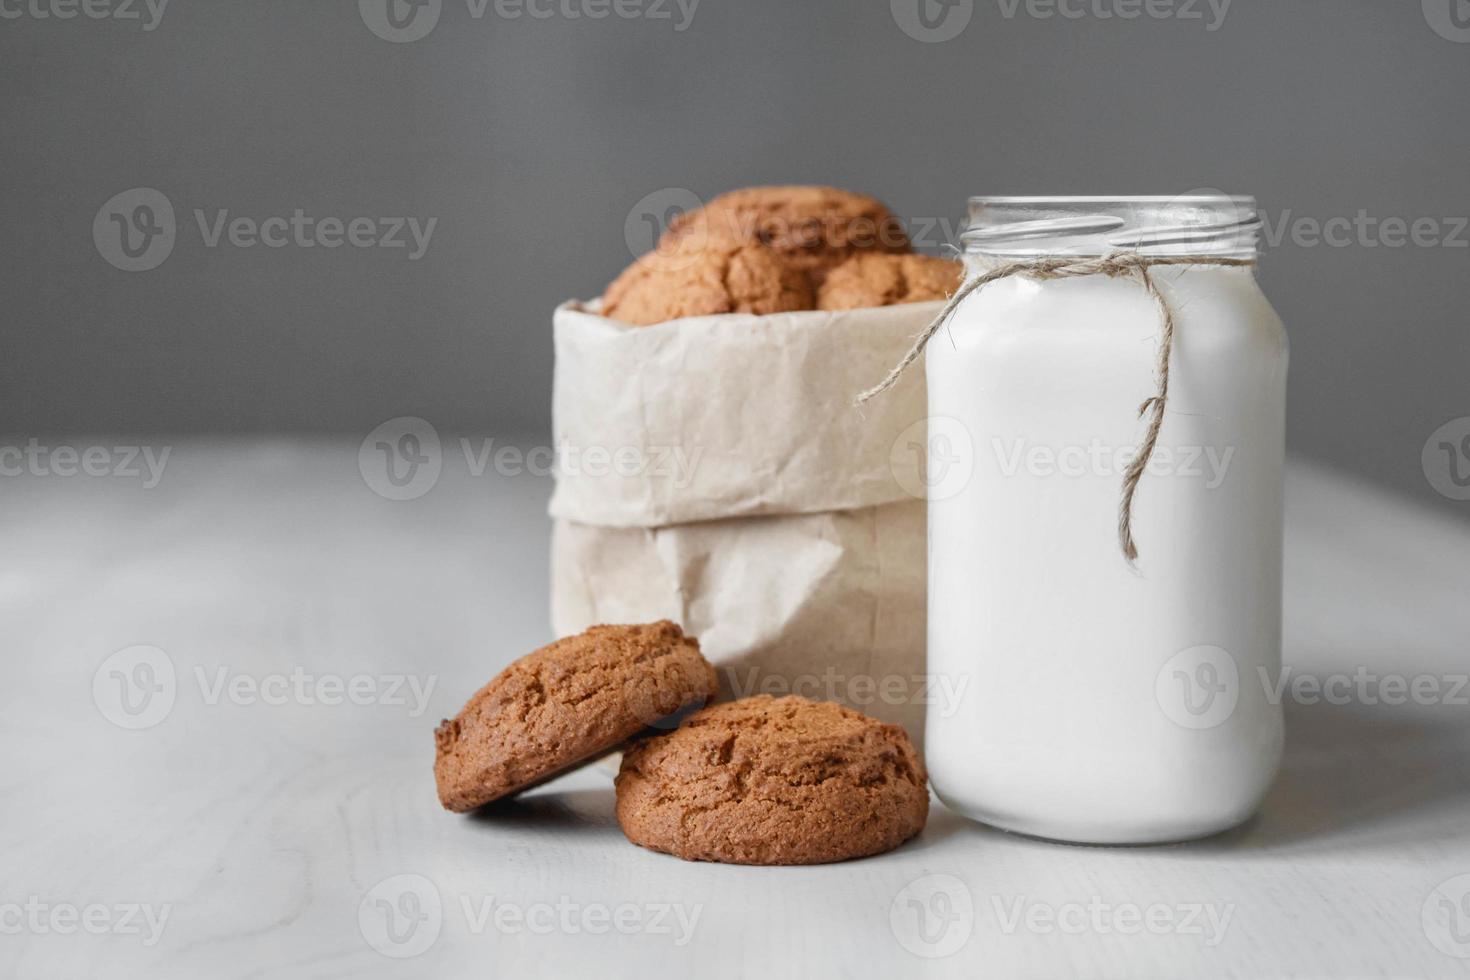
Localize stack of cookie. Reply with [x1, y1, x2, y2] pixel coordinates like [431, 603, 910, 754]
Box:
[551, 185, 946, 746]
[600, 186, 962, 324]
[435, 622, 929, 866]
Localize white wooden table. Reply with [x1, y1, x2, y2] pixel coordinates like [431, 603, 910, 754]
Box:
[3, 440, 1469, 979]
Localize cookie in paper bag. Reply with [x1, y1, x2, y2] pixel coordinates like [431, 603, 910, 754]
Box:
[816, 253, 963, 311]
[601, 233, 813, 326]
[668, 185, 912, 277]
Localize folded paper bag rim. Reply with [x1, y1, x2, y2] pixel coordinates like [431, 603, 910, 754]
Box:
[549, 299, 936, 529]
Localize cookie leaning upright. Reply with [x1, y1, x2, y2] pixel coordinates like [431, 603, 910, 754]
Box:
[615, 695, 929, 865]
[434, 621, 717, 812]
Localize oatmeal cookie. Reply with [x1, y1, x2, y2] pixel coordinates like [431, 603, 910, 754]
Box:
[435, 621, 717, 812]
[615, 695, 928, 864]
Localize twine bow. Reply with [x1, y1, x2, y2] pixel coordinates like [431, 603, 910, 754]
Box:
[858, 251, 1256, 565]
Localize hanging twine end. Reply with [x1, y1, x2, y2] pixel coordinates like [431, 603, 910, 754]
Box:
[853, 380, 893, 408]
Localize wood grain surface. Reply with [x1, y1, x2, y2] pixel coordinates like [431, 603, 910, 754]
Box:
[2, 440, 1468, 979]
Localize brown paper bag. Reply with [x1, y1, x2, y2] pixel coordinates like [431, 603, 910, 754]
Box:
[549, 300, 938, 739]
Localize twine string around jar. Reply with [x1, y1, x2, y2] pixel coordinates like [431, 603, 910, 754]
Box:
[856, 251, 1257, 565]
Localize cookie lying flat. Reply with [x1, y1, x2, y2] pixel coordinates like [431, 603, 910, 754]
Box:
[615, 695, 929, 865]
[434, 622, 717, 812]
[816, 252, 963, 311]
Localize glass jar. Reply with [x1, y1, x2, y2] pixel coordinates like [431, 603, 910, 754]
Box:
[924, 195, 1287, 844]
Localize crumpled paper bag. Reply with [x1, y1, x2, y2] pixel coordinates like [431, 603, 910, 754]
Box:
[549, 300, 939, 740]
[552, 500, 928, 737]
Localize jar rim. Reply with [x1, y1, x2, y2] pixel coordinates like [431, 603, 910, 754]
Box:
[964, 195, 1261, 259]
[969, 194, 1257, 206]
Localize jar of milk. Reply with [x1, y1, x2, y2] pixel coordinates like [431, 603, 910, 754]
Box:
[923, 195, 1287, 844]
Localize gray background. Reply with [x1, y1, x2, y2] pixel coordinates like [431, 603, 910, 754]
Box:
[1, 0, 1466, 513]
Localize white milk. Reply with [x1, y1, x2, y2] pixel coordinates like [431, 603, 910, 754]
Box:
[924, 196, 1288, 844]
